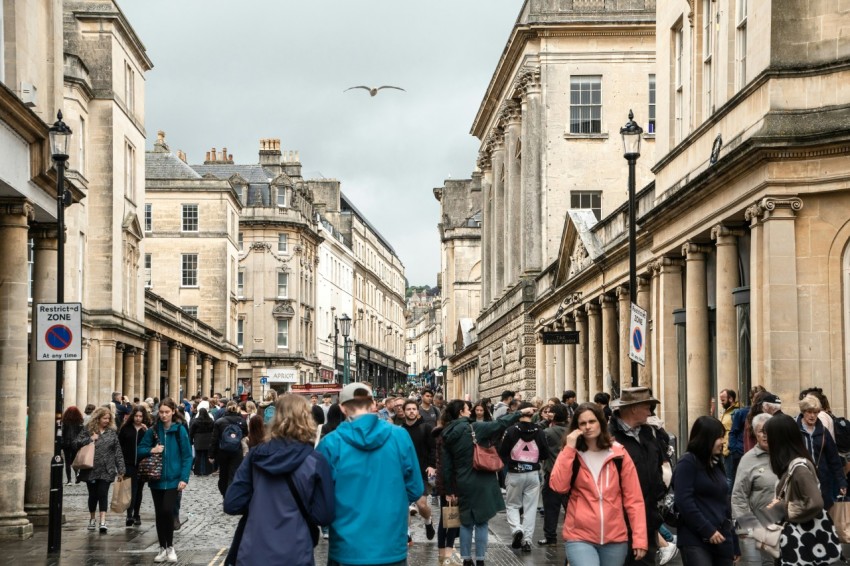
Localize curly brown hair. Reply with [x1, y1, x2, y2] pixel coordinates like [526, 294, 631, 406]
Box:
[85, 407, 116, 434]
[268, 395, 316, 444]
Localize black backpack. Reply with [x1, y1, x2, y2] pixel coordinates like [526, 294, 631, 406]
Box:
[832, 414, 850, 454]
[219, 422, 243, 453]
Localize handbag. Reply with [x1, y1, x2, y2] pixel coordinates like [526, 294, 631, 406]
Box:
[72, 441, 95, 471]
[138, 430, 163, 482]
[658, 486, 680, 528]
[442, 502, 461, 529]
[828, 496, 850, 543]
[750, 523, 782, 559]
[469, 425, 503, 473]
[110, 475, 132, 513]
[780, 509, 842, 565]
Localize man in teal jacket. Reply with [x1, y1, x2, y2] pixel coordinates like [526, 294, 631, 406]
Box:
[317, 382, 423, 566]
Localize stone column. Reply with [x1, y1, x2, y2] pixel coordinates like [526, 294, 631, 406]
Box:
[231, 364, 238, 396]
[146, 335, 160, 400]
[745, 198, 803, 400]
[555, 325, 567, 399]
[657, 258, 684, 432]
[186, 349, 198, 399]
[712, 225, 742, 397]
[536, 333, 547, 397]
[684, 243, 712, 430]
[587, 302, 602, 397]
[24, 223, 58, 526]
[637, 276, 652, 388]
[520, 68, 543, 274]
[122, 347, 135, 401]
[168, 341, 182, 400]
[601, 295, 619, 393]
[480, 162, 492, 305]
[202, 354, 212, 398]
[491, 131, 506, 296]
[215, 359, 228, 397]
[564, 316, 576, 396]
[649, 262, 662, 393]
[617, 286, 631, 391]
[134, 348, 144, 403]
[575, 309, 588, 403]
[76, 339, 89, 409]
[504, 102, 522, 284]
[114, 343, 124, 398]
[0, 199, 35, 538]
[65, 360, 78, 410]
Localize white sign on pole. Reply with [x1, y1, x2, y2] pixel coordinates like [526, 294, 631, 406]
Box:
[628, 302, 647, 366]
[36, 303, 82, 361]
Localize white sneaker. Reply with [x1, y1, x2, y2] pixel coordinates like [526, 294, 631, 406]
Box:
[658, 542, 679, 565]
[153, 547, 167, 562]
[166, 546, 178, 563]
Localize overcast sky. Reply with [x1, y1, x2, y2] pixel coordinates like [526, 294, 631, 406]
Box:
[120, 1, 521, 286]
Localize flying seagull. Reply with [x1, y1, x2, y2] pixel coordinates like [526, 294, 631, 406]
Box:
[345, 85, 406, 97]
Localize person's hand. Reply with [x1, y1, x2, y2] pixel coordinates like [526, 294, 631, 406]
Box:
[446, 494, 458, 504]
[708, 531, 725, 544]
[208, 458, 215, 463]
[565, 428, 582, 448]
[151, 445, 164, 454]
[177, 481, 187, 491]
[633, 548, 647, 560]
[840, 487, 847, 497]
[425, 467, 436, 476]
[520, 407, 535, 417]
[140, 424, 148, 431]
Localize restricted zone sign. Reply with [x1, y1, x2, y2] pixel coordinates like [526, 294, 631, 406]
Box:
[36, 303, 82, 361]
[628, 302, 647, 366]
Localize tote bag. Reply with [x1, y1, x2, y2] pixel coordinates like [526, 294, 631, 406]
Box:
[442, 502, 461, 529]
[71, 442, 94, 471]
[110, 476, 132, 513]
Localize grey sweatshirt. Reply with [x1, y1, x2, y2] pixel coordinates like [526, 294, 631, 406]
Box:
[730, 446, 778, 526]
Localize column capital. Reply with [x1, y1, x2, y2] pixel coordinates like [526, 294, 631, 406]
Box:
[600, 294, 617, 307]
[0, 198, 35, 223]
[745, 196, 803, 226]
[517, 66, 541, 97]
[682, 242, 712, 258]
[659, 256, 685, 271]
[186, 347, 197, 355]
[638, 275, 652, 291]
[169, 341, 183, 351]
[28, 222, 60, 248]
[488, 128, 505, 152]
[501, 100, 522, 126]
[710, 224, 744, 243]
[616, 285, 630, 300]
[124, 346, 136, 355]
[202, 353, 213, 362]
[115, 343, 125, 353]
[573, 308, 587, 321]
[585, 302, 601, 315]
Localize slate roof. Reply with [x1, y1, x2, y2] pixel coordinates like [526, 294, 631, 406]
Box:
[340, 192, 399, 259]
[146, 148, 202, 180]
[191, 164, 271, 184]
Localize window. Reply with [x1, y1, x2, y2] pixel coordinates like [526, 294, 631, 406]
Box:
[182, 204, 198, 232]
[79, 116, 86, 175]
[181, 254, 198, 287]
[238, 232, 243, 251]
[277, 272, 288, 298]
[648, 75, 656, 134]
[703, 0, 714, 115]
[125, 142, 136, 201]
[237, 319, 244, 348]
[674, 25, 684, 143]
[571, 191, 602, 220]
[182, 306, 198, 318]
[277, 319, 289, 349]
[144, 204, 152, 232]
[144, 254, 152, 288]
[736, 0, 748, 89]
[278, 233, 287, 253]
[569, 76, 602, 134]
[237, 269, 244, 297]
[125, 62, 135, 113]
[277, 188, 286, 208]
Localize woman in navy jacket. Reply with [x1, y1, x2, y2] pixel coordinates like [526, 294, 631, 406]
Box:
[224, 394, 334, 566]
[797, 394, 847, 509]
[674, 416, 740, 566]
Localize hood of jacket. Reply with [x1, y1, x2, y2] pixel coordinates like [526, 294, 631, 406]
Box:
[442, 416, 473, 442]
[336, 413, 392, 451]
[250, 438, 313, 474]
[514, 420, 540, 441]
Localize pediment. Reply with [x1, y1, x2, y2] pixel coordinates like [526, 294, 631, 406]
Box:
[555, 210, 603, 287]
[228, 173, 248, 186]
[123, 211, 144, 241]
[271, 173, 293, 187]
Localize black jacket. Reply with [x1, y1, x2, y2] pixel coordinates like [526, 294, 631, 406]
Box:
[189, 416, 215, 451]
[311, 404, 325, 426]
[401, 417, 435, 477]
[118, 424, 147, 468]
[609, 416, 666, 535]
[499, 421, 549, 473]
[210, 413, 248, 460]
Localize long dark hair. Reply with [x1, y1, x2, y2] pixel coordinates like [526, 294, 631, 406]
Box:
[567, 402, 612, 451]
[120, 405, 150, 430]
[195, 407, 212, 423]
[765, 413, 812, 477]
[686, 415, 725, 466]
[445, 399, 472, 422]
[62, 406, 84, 426]
[246, 415, 266, 448]
[473, 400, 492, 421]
[321, 403, 344, 437]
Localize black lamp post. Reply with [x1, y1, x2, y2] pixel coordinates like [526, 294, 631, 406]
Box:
[48, 110, 72, 553]
[332, 315, 340, 385]
[620, 110, 642, 388]
[339, 313, 352, 385]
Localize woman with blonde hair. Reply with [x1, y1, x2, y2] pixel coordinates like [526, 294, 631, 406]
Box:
[74, 406, 126, 533]
[224, 394, 334, 566]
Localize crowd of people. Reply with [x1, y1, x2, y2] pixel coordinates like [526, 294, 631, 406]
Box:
[57, 383, 850, 566]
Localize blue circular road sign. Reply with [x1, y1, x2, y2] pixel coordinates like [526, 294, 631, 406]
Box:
[632, 327, 643, 352]
[46, 325, 73, 351]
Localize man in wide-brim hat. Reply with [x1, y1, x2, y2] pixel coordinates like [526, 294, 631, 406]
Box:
[609, 386, 668, 566]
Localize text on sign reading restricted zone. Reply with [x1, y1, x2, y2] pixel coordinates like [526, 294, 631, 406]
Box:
[36, 303, 82, 361]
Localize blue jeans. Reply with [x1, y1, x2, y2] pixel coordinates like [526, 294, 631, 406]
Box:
[328, 561, 406, 566]
[565, 541, 629, 566]
[459, 522, 489, 560]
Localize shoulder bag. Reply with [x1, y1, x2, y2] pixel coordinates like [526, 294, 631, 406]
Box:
[137, 428, 163, 482]
[72, 440, 95, 471]
[469, 424, 503, 473]
[285, 474, 320, 547]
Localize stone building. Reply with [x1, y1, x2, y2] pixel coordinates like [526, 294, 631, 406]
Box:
[405, 299, 443, 389]
[471, 0, 656, 399]
[433, 177, 482, 398]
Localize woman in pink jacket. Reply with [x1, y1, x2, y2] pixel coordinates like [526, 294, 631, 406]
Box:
[550, 402, 647, 566]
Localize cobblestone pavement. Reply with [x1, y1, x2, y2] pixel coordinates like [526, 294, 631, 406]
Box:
[1, 474, 684, 565]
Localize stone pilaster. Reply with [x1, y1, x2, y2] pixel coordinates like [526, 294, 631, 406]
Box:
[25, 223, 58, 526]
[536, 332, 547, 398]
[617, 286, 631, 391]
[186, 349, 198, 398]
[214, 359, 228, 397]
[575, 309, 588, 403]
[637, 276, 652, 389]
[0, 199, 35, 538]
[658, 258, 684, 432]
[146, 335, 160, 400]
[520, 67, 543, 274]
[114, 343, 124, 398]
[712, 224, 743, 397]
[564, 316, 576, 396]
[684, 243, 712, 430]
[76, 339, 89, 410]
[491, 131, 506, 296]
[600, 294, 619, 392]
[202, 354, 212, 399]
[134, 348, 144, 403]
[168, 341, 182, 400]
[122, 347, 135, 401]
[587, 302, 602, 397]
[503, 101, 522, 285]
[479, 160, 493, 305]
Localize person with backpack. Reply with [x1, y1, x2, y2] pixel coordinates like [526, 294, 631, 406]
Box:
[538, 403, 568, 547]
[499, 401, 550, 552]
[209, 401, 249, 497]
[550, 402, 647, 565]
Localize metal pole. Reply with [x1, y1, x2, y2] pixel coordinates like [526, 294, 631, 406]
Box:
[343, 338, 350, 385]
[333, 318, 339, 385]
[628, 156, 638, 387]
[48, 157, 66, 553]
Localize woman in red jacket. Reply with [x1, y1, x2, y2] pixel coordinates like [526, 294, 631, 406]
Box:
[550, 402, 647, 566]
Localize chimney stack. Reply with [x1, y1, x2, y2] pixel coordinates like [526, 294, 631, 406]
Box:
[259, 136, 282, 169]
[177, 150, 187, 163]
[283, 148, 302, 178]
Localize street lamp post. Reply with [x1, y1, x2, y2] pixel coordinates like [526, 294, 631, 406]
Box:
[339, 313, 352, 385]
[48, 111, 72, 553]
[332, 317, 340, 384]
[620, 110, 643, 388]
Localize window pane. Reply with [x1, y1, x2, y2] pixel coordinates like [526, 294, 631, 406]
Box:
[278, 233, 287, 252]
[182, 204, 198, 232]
[182, 254, 198, 286]
[570, 76, 602, 134]
[278, 272, 288, 297]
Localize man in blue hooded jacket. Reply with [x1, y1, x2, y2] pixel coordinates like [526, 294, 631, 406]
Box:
[317, 382, 423, 566]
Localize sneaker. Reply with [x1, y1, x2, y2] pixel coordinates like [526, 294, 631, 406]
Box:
[511, 530, 523, 549]
[153, 547, 168, 563]
[462, 561, 474, 566]
[476, 561, 485, 566]
[322, 531, 329, 540]
[500, 488, 507, 496]
[125, 517, 134, 527]
[99, 522, 107, 534]
[658, 543, 679, 565]
[425, 521, 436, 540]
[133, 516, 141, 526]
[407, 534, 413, 546]
[409, 503, 418, 516]
[537, 537, 557, 546]
[166, 546, 178, 563]
[521, 541, 531, 552]
[87, 519, 96, 531]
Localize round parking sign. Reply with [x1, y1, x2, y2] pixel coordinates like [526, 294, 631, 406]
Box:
[46, 325, 73, 351]
[631, 327, 643, 353]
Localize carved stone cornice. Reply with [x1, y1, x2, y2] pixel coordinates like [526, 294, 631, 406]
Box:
[744, 197, 803, 227]
[682, 242, 712, 257]
[710, 224, 745, 243]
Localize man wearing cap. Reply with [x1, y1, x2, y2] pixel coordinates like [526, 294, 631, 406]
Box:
[609, 387, 668, 566]
[317, 382, 423, 566]
[761, 392, 783, 416]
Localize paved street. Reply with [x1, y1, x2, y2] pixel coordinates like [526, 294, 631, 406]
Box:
[0, 473, 685, 565]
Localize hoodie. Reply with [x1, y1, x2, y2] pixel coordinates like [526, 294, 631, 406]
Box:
[317, 413, 423, 565]
[499, 420, 550, 473]
[224, 439, 335, 566]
